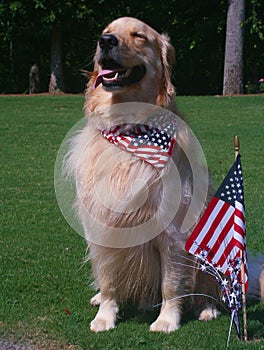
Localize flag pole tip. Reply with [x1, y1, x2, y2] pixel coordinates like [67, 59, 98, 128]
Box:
[234, 136, 240, 155]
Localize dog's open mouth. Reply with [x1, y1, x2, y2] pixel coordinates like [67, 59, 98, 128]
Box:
[93, 65, 146, 90]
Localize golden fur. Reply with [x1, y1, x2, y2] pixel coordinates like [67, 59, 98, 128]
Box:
[68, 17, 220, 333]
[85, 17, 175, 113]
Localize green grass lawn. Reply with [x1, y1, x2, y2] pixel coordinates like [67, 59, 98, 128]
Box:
[0, 95, 263, 349]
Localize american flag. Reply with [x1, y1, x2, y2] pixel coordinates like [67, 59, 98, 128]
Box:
[100, 116, 177, 169]
[185, 154, 248, 290]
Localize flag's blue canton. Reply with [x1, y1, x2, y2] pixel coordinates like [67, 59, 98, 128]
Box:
[215, 154, 244, 206]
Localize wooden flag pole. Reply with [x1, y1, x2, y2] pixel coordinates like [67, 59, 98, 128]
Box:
[234, 135, 248, 341]
[234, 135, 240, 159]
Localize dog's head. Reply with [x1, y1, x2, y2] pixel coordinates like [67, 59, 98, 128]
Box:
[86, 17, 175, 111]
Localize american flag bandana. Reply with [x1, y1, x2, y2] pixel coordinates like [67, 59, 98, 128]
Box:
[100, 114, 177, 169]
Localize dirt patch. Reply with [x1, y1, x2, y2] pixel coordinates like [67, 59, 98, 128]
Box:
[0, 340, 34, 350]
[0, 339, 81, 350]
[0, 93, 83, 97]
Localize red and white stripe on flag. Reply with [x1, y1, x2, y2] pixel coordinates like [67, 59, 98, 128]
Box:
[185, 196, 248, 290]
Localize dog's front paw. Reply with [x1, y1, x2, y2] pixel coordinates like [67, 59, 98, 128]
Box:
[150, 303, 181, 333]
[90, 299, 118, 332]
[90, 292, 101, 307]
[150, 319, 180, 333]
[198, 307, 220, 321]
[90, 316, 116, 332]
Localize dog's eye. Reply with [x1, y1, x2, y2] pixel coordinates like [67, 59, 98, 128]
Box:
[131, 31, 146, 40]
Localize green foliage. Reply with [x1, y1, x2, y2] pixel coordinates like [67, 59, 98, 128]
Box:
[259, 79, 264, 93]
[244, 82, 258, 94]
[244, 0, 264, 89]
[0, 95, 263, 349]
[247, 0, 264, 41]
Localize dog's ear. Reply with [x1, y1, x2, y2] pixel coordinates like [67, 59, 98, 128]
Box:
[85, 70, 98, 98]
[156, 34, 175, 108]
[83, 60, 99, 114]
[85, 60, 99, 97]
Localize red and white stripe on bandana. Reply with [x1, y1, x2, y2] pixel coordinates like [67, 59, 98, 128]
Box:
[100, 115, 177, 169]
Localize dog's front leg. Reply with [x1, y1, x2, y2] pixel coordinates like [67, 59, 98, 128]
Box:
[150, 248, 182, 333]
[150, 299, 181, 333]
[90, 294, 119, 332]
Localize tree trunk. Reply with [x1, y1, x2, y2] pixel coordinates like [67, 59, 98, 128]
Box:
[29, 64, 40, 94]
[223, 0, 245, 95]
[7, 21, 16, 91]
[49, 24, 65, 94]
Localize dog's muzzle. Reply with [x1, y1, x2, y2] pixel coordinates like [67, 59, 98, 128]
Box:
[94, 34, 146, 90]
[99, 34, 119, 51]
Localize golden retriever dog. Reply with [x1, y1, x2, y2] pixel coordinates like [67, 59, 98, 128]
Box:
[67, 17, 220, 333]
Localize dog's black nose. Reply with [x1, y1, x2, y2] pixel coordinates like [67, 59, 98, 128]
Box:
[99, 34, 118, 50]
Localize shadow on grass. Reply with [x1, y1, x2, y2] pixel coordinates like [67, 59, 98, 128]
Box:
[246, 300, 264, 341]
[118, 300, 201, 327]
[118, 303, 159, 325]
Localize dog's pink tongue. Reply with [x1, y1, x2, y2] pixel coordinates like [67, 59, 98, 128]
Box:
[93, 69, 118, 89]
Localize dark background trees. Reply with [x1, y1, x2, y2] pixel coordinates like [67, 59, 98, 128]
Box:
[0, 0, 263, 95]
